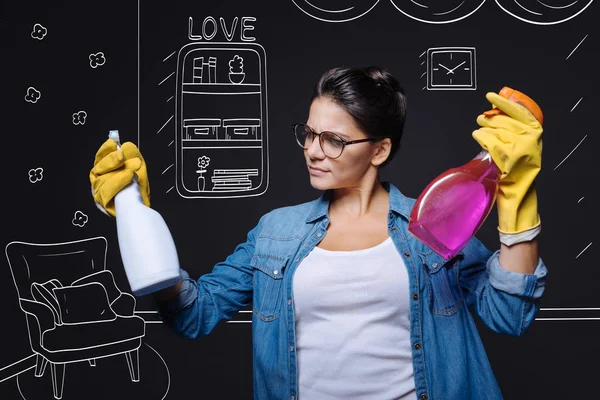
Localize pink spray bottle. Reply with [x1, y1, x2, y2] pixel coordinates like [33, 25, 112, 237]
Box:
[408, 87, 544, 259]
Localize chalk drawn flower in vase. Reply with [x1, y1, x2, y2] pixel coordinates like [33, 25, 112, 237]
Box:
[228, 55, 245, 84]
[197, 156, 211, 191]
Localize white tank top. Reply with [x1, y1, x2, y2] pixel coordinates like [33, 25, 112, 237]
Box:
[293, 237, 416, 400]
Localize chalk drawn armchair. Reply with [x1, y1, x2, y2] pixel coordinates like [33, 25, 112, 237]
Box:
[5, 237, 145, 399]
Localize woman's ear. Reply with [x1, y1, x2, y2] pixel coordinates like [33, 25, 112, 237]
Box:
[371, 138, 392, 167]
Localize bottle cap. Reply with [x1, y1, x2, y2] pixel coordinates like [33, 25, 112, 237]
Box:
[483, 86, 544, 125]
[108, 130, 120, 142]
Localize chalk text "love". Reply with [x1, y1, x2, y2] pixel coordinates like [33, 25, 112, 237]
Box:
[188, 16, 256, 42]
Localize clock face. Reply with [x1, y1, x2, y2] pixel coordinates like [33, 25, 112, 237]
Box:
[428, 48, 476, 90]
[389, 0, 486, 24]
[495, 0, 595, 25]
[291, 0, 380, 22]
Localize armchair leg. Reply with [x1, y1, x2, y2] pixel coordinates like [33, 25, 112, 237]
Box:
[35, 354, 48, 377]
[88, 359, 96, 367]
[50, 362, 65, 400]
[125, 349, 140, 382]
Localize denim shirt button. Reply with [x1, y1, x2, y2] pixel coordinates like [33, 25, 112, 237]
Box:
[420, 394, 428, 400]
[317, 232, 322, 237]
[288, 299, 292, 305]
[290, 346, 294, 352]
[414, 342, 422, 350]
[404, 252, 411, 258]
[291, 396, 295, 400]
[273, 270, 278, 275]
[432, 262, 438, 268]
[412, 294, 419, 301]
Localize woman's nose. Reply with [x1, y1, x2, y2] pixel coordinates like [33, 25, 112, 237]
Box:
[306, 136, 325, 159]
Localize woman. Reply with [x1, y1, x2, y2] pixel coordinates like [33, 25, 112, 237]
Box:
[90, 66, 548, 400]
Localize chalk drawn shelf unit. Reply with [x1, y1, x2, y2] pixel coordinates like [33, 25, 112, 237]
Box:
[175, 42, 268, 198]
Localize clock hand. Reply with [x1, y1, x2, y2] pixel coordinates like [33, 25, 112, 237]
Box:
[448, 61, 467, 73]
[438, 63, 454, 73]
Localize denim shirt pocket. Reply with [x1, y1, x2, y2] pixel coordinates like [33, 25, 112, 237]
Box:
[251, 254, 288, 322]
[419, 251, 464, 316]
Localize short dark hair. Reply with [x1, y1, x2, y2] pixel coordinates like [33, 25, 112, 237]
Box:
[311, 66, 407, 166]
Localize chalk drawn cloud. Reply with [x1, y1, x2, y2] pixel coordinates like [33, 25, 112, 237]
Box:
[73, 111, 88, 125]
[25, 87, 41, 103]
[72, 211, 89, 227]
[89, 52, 106, 68]
[31, 23, 47, 40]
[28, 168, 44, 183]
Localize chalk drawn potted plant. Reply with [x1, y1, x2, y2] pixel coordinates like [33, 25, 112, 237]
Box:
[228, 55, 245, 84]
[196, 155, 210, 191]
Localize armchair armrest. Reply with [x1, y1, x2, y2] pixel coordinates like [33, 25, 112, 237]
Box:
[20, 299, 56, 339]
[110, 292, 136, 316]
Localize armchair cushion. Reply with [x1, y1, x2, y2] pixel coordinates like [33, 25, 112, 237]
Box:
[71, 270, 122, 304]
[42, 315, 145, 352]
[31, 279, 63, 325]
[52, 283, 116, 325]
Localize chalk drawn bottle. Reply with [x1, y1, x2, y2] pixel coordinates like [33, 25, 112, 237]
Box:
[408, 87, 544, 259]
[109, 130, 181, 296]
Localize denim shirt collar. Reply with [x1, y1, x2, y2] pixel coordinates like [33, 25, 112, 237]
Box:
[305, 181, 412, 223]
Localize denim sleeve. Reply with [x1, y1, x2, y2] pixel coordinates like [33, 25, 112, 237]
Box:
[459, 238, 548, 336]
[155, 219, 262, 339]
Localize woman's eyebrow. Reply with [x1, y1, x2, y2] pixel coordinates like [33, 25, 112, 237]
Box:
[329, 130, 350, 140]
[306, 123, 351, 140]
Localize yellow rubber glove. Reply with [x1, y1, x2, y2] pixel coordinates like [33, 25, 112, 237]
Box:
[89, 139, 151, 217]
[472, 92, 543, 235]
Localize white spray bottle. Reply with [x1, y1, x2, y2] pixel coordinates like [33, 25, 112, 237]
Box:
[109, 130, 181, 296]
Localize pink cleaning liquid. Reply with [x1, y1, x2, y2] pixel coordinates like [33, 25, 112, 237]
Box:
[408, 151, 500, 259]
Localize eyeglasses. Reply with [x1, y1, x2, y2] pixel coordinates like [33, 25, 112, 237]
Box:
[293, 123, 385, 159]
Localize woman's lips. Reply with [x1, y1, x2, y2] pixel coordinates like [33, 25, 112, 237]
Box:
[308, 165, 329, 176]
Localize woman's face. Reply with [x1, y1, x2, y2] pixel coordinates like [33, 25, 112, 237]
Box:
[304, 96, 379, 191]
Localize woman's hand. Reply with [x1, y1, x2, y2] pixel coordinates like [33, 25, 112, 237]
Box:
[472, 91, 543, 235]
[89, 139, 151, 217]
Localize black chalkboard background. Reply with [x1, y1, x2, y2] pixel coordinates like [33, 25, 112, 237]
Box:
[1, 1, 598, 399]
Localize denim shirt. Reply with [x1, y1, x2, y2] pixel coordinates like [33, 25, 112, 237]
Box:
[157, 182, 548, 400]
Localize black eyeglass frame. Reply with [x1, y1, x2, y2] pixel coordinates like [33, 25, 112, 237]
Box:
[292, 123, 388, 159]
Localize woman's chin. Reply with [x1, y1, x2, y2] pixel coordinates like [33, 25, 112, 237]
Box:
[309, 176, 332, 191]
